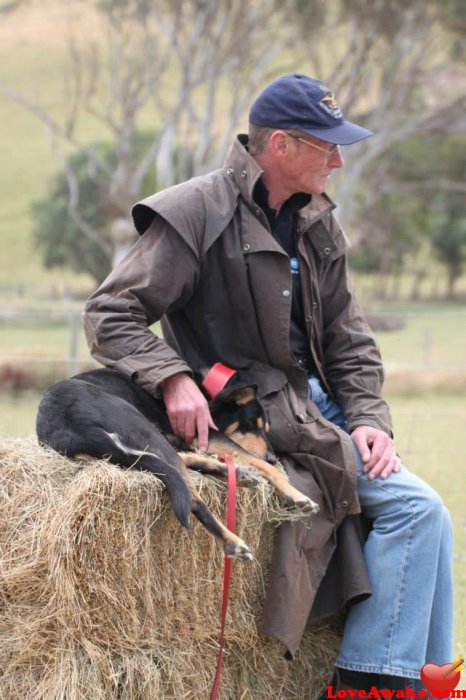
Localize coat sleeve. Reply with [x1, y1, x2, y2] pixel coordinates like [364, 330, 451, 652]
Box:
[319, 254, 393, 436]
[83, 217, 199, 396]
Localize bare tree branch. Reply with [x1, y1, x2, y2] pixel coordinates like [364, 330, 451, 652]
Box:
[1, 0, 464, 273]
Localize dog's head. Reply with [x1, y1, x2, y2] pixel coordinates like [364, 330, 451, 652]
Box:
[208, 381, 276, 464]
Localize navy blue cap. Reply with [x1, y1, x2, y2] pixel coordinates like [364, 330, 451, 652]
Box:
[249, 73, 373, 145]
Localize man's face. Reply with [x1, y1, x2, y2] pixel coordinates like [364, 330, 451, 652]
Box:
[283, 132, 344, 195]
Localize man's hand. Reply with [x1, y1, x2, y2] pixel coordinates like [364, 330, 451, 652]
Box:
[351, 425, 401, 480]
[160, 372, 217, 452]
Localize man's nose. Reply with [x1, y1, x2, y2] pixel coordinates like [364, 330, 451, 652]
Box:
[330, 146, 344, 168]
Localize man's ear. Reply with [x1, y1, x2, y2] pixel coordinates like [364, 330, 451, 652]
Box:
[269, 130, 289, 156]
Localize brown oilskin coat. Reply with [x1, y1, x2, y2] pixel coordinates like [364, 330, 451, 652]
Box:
[84, 135, 393, 656]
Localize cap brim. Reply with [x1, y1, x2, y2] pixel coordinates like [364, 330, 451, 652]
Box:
[300, 119, 373, 145]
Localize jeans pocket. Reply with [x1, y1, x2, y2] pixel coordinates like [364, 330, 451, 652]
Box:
[308, 374, 325, 407]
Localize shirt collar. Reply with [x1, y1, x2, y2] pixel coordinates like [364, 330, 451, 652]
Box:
[253, 178, 311, 228]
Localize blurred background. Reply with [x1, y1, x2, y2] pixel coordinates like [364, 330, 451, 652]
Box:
[0, 0, 465, 654]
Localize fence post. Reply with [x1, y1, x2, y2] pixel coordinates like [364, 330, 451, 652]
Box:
[423, 328, 432, 367]
[68, 312, 80, 377]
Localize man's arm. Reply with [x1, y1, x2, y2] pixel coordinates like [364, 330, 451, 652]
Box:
[320, 254, 392, 433]
[319, 254, 400, 478]
[83, 218, 215, 449]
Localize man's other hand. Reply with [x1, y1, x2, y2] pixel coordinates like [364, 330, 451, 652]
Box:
[160, 372, 217, 452]
[351, 425, 402, 480]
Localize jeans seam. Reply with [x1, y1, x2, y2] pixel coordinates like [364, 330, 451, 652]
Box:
[356, 473, 417, 670]
[387, 498, 416, 666]
[335, 661, 422, 679]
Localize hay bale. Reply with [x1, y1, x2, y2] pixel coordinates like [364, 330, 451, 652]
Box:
[0, 436, 341, 699]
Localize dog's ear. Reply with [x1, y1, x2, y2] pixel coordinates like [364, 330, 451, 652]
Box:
[215, 382, 257, 405]
[229, 385, 256, 406]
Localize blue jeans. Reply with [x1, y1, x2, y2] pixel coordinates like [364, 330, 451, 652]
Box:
[308, 376, 454, 680]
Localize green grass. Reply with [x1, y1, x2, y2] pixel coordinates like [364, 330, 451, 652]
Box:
[0, 314, 86, 359]
[377, 311, 466, 368]
[0, 392, 40, 436]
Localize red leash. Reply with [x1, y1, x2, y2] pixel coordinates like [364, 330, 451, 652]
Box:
[209, 454, 237, 700]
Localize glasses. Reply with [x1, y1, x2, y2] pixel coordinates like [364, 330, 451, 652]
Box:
[288, 133, 341, 156]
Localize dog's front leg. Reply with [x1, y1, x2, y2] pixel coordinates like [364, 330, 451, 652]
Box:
[189, 490, 253, 561]
[204, 435, 319, 516]
[178, 452, 262, 488]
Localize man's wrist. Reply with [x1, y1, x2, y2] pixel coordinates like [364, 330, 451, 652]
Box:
[160, 372, 190, 394]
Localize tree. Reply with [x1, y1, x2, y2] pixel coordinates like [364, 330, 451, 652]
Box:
[349, 134, 466, 299]
[31, 145, 112, 283]
[326, 0, 466, 231]
[1, 0, 464, 278]
[1, 0, 311, 273]
[31, 133, 159, 283]
[431, 193, 466, 299]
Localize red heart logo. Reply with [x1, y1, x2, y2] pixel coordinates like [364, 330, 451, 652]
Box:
[421, 663, 461, 698]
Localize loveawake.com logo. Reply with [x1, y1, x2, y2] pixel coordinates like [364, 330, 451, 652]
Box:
[325, 687, 466, 699]
[326, 656, 465, 700]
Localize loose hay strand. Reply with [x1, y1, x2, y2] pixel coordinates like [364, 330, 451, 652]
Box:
[0, 436, 339, 699]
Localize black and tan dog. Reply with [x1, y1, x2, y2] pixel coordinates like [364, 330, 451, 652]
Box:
[36, 367, 318, 560]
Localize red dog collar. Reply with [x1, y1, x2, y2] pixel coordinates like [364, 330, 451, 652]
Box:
[202, 363, 237, 399]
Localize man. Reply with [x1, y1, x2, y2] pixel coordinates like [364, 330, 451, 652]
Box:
[84, 74, 453, 691]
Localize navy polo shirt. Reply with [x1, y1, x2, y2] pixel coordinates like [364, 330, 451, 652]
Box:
[253, 178, 313, 370]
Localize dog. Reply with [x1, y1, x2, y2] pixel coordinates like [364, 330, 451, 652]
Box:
[36, 367, 318, 560]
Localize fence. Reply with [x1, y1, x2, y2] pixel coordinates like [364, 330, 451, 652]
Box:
[1, 308, 466, 383]
[0, 310, 86, 378]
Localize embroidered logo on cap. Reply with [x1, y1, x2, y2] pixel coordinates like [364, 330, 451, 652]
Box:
[319, 92, 343, 120]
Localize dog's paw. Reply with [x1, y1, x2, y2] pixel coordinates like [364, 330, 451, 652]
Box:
[223, 538, 253, 561]
[285, 496, 320, 516]
[298, 497, 320, 515]
[236, 466, 263, 488]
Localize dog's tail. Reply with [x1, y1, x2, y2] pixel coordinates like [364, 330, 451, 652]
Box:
[96, 432, 193, 529]
[127, 453, 193, 529]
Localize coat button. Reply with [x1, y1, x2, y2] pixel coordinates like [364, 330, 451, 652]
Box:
[323, 246, 332, 256]
[241, 170, 247, 178]
[242, 243, 250, 252]
[342, 500, 349, 508]
[255, 208, 261, 216]
[282, 289, 291, 298]
[226, 168, 234, 175]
